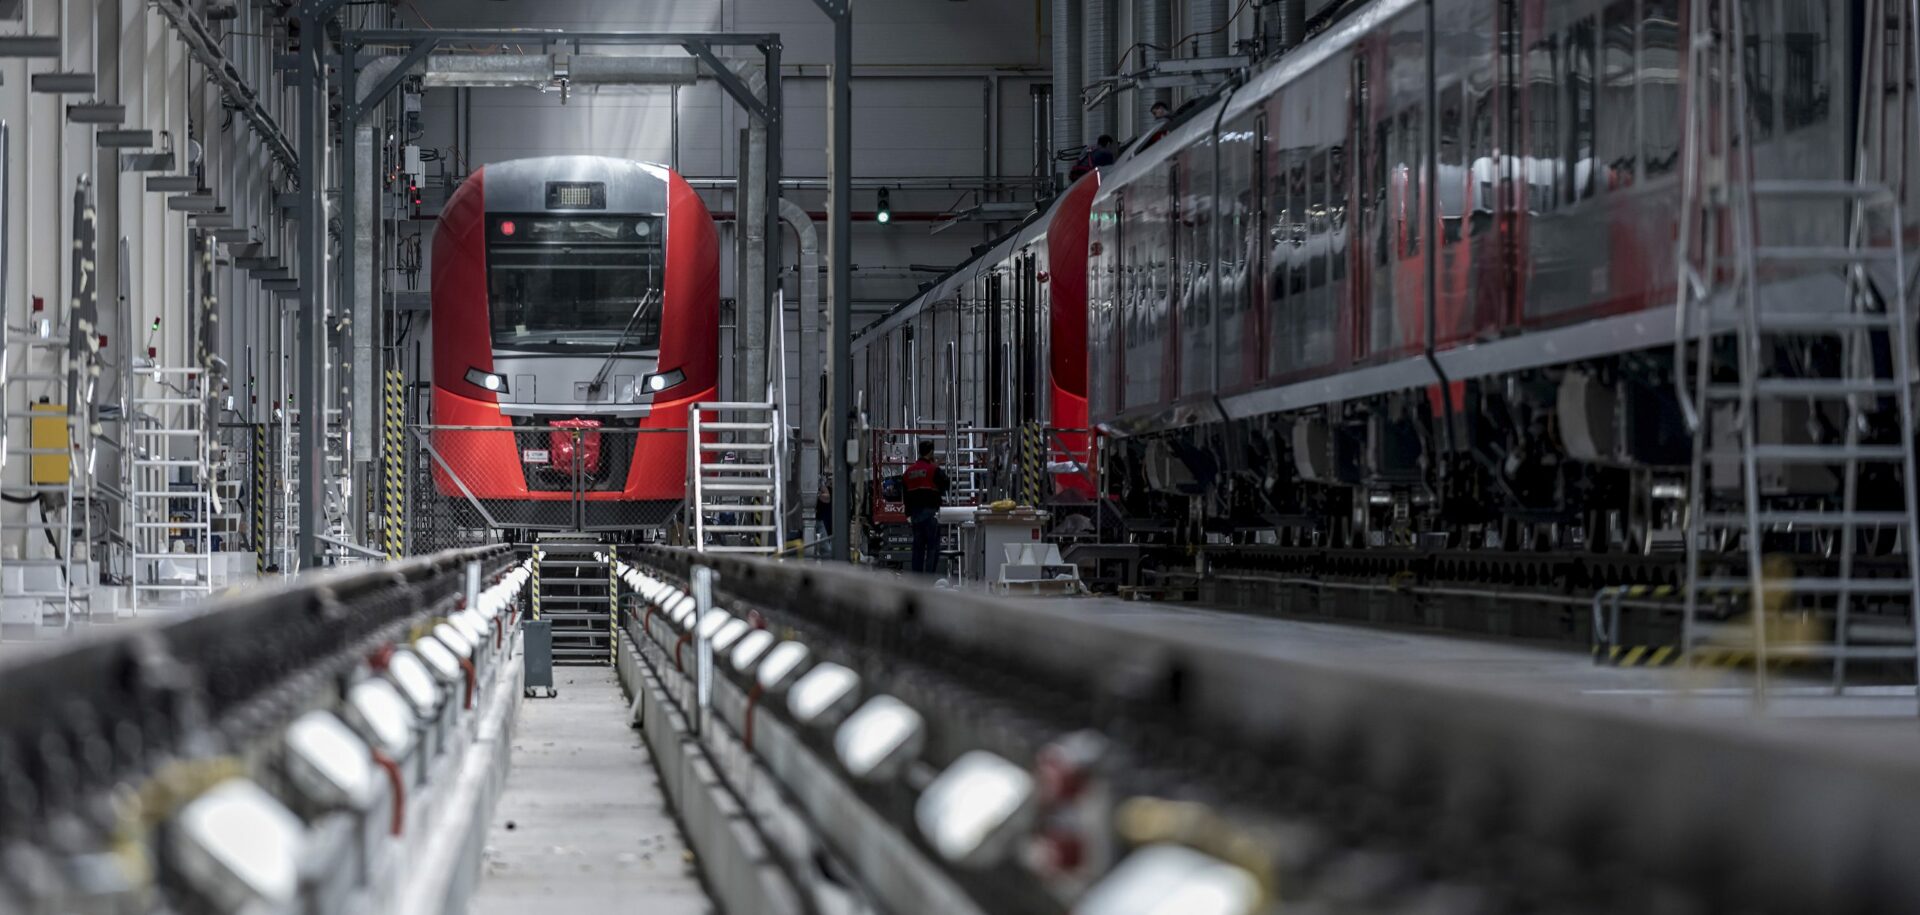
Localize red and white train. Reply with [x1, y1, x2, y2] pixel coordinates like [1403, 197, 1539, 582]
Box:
[856, 0, 1898, 551]
[431, 156, 719, 529]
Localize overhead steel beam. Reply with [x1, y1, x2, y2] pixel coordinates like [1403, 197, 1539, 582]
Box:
[683, 40, 771, 122]
[351, 37, 435, 125]
[151, 0, 298, 175]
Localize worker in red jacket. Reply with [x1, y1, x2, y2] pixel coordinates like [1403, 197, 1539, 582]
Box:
[902, 440, 951, 574]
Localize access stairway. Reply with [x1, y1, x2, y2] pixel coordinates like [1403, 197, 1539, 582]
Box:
[532, 536, 616, 665]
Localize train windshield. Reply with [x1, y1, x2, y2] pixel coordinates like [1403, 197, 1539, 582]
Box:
[487, 215, 665, 353]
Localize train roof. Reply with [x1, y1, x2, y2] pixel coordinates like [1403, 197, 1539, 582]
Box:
[851, 185, 1080, 342]
[1093, 0, 1418, 207]
[852, 0, 1407, 347]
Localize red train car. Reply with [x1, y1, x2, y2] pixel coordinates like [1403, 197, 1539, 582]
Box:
[430, 156, 719, 529]
[850, 174, 1100, 555]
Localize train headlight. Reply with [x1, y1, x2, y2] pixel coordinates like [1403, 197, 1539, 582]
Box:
[465, 367, 509, 394]
[640, 368, 685, 396]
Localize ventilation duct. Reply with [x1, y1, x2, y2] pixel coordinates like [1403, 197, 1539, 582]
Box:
[1051, 0, 1084, 168]
[421, 54, 699, 88]
[1134, 0, 1170, 130]
[1082, 0, 1117, 142]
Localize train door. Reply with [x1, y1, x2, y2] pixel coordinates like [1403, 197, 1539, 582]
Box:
[1229, 108, 1265, 393]
[901, 322, 916, 428]
[1177, 140, 1215, 401]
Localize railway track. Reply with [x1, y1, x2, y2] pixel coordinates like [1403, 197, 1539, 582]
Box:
[613, 545, 1920, 913]
[1120, 545, 1919, 664]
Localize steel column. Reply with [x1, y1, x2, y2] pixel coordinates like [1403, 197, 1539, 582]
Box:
[810, 1, 853, 562]
[294, 0, 345, 568]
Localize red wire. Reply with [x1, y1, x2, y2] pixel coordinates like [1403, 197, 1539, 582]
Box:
[371, 750, 406, 836]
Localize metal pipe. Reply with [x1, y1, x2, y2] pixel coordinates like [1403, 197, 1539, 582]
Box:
[1051, 0, 1083, 171]
[779, 199, 821, 515]
[827, 8, 853, 562]
[419, 53, 700, 87]
[1135, 0, 1171, 129]
[1082, 0, 1117, 142]
[1031, 83, 1053, 192]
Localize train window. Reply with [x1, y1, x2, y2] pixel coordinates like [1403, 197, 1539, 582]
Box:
[1266, 134, 1290, 334]
[486, 215, 663, 353]
[1290, 156, 1308, 295]
[1438, 83, 1465, 243]
[902, 324, 915, 427]
[1329, 144, 1346, 284]
[1567, 17, 1597, 203]
[1467, 57, 1496, 237]
[1640, 0, 1681, 176]
[1599, 0, 1638, 189]
[1308, 150, 1329, 291]
[1398, 107, 1421, 257]
[1780, 0, 1828, 132]
[1527, 33, 1561, 212]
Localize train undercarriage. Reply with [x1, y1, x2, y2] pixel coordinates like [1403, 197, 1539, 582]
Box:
[1103, 339, 1911, 561]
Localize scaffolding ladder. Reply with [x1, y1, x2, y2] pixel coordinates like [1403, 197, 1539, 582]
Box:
[1675, 0, 1920, 702]
[2, 338, 85, 634]
[128, 366, 213, 615]
[688, 401, 786, 554]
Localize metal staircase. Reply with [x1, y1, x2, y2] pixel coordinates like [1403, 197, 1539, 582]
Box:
[688, 401, 786, 554]
[530, 536, 615, 664]
[127, 366, 213, 615]
[1675, 0, 1920, 702]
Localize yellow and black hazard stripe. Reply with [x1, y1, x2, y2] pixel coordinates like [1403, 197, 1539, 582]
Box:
[606, 544, 620, 666]
[1592, 643, 1682, 667]
[383, 369, 405, 559]
[253, 423, 269, 574]
[1020, 422, 1042, 507]
[1611, 583, 1678, 600]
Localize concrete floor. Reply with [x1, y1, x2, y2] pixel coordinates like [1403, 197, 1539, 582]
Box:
[472, 667, 712, 915]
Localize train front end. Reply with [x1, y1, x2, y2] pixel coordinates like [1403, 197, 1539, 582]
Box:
[430, 156, 719, 529]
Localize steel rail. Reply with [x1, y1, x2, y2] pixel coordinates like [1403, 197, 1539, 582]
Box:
[627, 545, 1920, 913]
[0, 544, 511, 842]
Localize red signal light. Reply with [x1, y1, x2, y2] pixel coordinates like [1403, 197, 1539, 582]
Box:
[500, 220, 516, 237]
